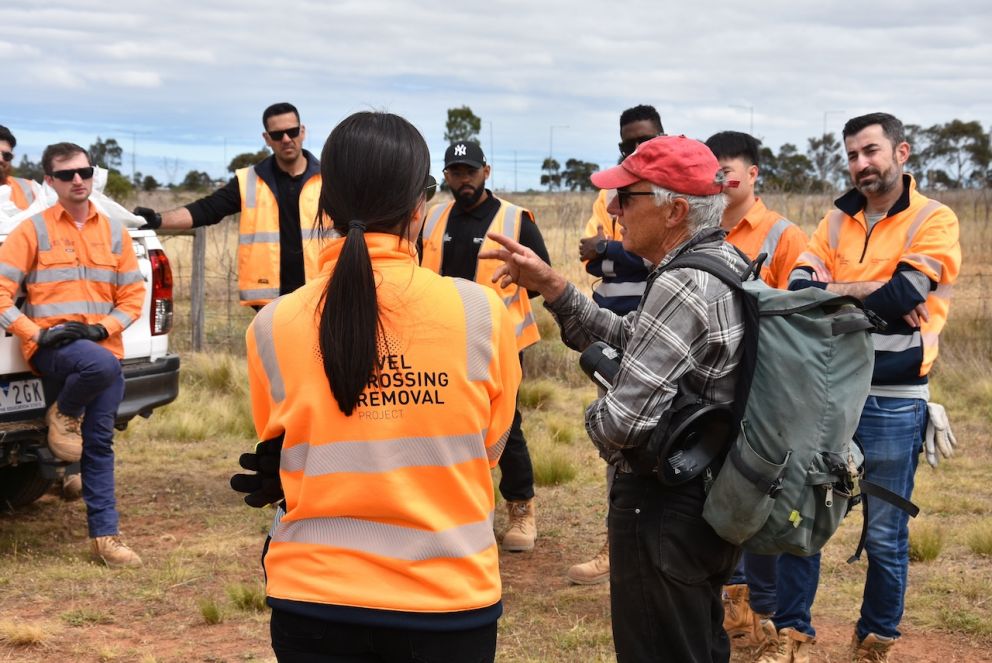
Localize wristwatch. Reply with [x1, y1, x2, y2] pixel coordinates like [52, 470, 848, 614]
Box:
[595, 239, 609, 255]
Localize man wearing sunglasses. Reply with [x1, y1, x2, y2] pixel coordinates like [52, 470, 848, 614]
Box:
[0, 125, 40, 211]
[133, 102, 321, 309]
[419, 141, 550, 555]
[480, 135, 746, 662]
[0, 143, 145, 568]
[569, 104, 664, 587]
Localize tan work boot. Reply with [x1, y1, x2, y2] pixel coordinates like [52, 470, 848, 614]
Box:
[62, 472, 83, 501]
[852, 632, 896, 662]
[46, 403, 83, 462]
[723, 584, 753, 639]
[566, 539, 609, 585]
[91, 535, 143, 569]
[752, 627, 814, 663]
[502, 499, 536, 552]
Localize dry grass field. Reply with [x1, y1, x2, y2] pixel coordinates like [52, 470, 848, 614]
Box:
[1, 188, 990, 662]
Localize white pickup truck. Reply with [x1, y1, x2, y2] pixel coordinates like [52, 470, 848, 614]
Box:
[0, 191, 180, 509]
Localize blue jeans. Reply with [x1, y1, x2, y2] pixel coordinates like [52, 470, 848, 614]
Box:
[774, 396, 926, 639]
[728, 552, 778, 615]
[33, 340, 125, 538]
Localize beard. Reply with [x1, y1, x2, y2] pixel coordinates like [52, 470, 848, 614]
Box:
[854, 159, 901, 196]
[455, 184, 485, 208]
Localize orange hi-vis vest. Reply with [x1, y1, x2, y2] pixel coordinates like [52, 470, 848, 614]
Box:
[236, 165, 323, 307]
[725, 197, 807, 289]
[794, 175, 960, 381]
[421, 198, 540, 351]
[7, 177, 37, 211]
[0, 202, 145, 361]
[246, 233, 520, 626]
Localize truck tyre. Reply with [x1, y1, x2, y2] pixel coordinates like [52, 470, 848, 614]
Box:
[0, 463, 55, 508]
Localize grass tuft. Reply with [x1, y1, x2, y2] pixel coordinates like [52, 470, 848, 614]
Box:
[61, 608, 114, 627]
[966, 520, 992, 557]
[909, 520, 945, 562]
[0, 619, 47, 646]
[198, 597, 223, 625]
[533, 449, 578, 486]
[227, 582, 267, 613]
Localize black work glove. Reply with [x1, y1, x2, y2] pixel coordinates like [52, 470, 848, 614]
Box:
[230, 434, 284, 508]
[62, 321, 109, 342]
[133, 206, 162, 230]
[36, 325, 83, 348]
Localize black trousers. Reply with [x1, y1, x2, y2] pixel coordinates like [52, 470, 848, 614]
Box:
[270, 609, 497, 663]
[497, 352, 534, 502]
[608, 473, 740, 663]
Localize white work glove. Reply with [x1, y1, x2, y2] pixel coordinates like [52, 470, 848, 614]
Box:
[924, 402, 957, 468]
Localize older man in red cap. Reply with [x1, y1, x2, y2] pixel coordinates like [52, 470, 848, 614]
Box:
[482, 135, 746, 662]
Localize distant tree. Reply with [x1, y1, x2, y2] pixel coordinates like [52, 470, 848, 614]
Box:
[89, 137, 124, 170]
[774, 143, 814, 192]
[904, 123, 934, 185]
[923, 120, 990, 187]
[806, 133, 846, 192]
[562, 158, 599, 191]
[104, 170, 133, 199]
[756, 146, 780, 191]
[444, 106, 481, 144]
[14, 155, 44, 181]
[141, 175, 160, 192]
[180, 170, 213, 191]
[540, 158, 561, 191]
[228, 147, 271, 173]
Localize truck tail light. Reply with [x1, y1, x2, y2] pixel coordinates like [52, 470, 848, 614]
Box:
[149, 249, 173, 336]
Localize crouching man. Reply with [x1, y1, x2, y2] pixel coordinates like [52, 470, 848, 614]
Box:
[482, 135, 746, 662]
[0, 143, 145, 568]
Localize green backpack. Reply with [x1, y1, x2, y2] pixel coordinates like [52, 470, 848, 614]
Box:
[663, 252, 917, 558]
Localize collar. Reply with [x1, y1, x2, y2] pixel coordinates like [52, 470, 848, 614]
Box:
[451, 189, 497, 221]
[53, 201, 99, 225]
[834, 173, 914, 219]
[318, 232, 417, 272]
[255, 149, 321, 190]
[655, 226, 727, 270]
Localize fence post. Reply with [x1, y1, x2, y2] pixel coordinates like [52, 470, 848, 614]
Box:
[190, 227, 206, 351]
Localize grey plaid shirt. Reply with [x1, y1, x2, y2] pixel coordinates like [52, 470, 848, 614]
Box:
[546, 229, 747, 471]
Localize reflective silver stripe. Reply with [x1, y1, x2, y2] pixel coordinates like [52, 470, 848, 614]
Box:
[241, 288, 281, 302]
[453, 280, 493, 382]
[922, 331, 939, 348]
[245, 168, 258, 209]
[502, 289, 520, 307]
[827, 210, 845, 250]
[934, 283, 953, 300]
[271, 512, 496, 562]
[423, 204, 447, 243]
[488, 427, 510, 464]
[116, 269, 145, 286]
[281, 432, 488, 475]
[903, 253, 944, 280]
[898, 269, 931, 300]
[500, 202, 518, 237]
[28, 266, 117, 284]
[107, 216, 124, 255]
[794, 251, 831, 282]
[30, 214, 50, 251]
[594, 280, 647, 298]
[268, 503, 286, 538]
[0, 262, 25, 283]
[12, 178, 35, 205]
[110, 308, 135, 328]
[252, 301, 285, 403]
[516, 311, 536, 338]
[239, 232, 281, 245]
[601, 258, 616, 277]
[759, 219, 791, 265]
[904, 200, 943, 250]
[0, 307, 23, 328]
[871, 331, 921, 353]
[24, 301, 113, 317]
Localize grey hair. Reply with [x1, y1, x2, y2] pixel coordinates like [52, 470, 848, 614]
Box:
[650, 185, 726, 233]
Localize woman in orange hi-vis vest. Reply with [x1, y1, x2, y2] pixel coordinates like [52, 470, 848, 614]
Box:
[242, 112, 521, 662]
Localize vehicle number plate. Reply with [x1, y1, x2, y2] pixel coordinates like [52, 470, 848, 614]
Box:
[0, 378, 45, 414]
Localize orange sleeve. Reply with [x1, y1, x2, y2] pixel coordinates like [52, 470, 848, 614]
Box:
[483, 288, 522, 468]
[768, 223, 809, 289]
[101, 229, 146, 336]
[0, 222, 42, 345]
[792, 212, 835, 283]
[902, 206, 960, 286]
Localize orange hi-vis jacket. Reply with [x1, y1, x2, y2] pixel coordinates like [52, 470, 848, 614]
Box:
[236, 165, 322, 307]
[0, 202, 145, 361]
[246, 233, 521, 628]
[6, 177, 37, 211]
[421, 198, 540, 351]
[792, 175, 961, 384]
[725, 197, 807, 289]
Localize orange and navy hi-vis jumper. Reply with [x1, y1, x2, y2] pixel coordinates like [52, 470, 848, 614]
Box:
[6, 176, 37, 211]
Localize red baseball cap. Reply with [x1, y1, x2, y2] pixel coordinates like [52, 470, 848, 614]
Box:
[591, 135, 730, 196]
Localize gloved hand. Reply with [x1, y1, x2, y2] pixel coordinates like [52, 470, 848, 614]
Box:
[924, 402, 957, 468]
[36, 325, 82, 348]
[62, 321, 109, 342]
[230, 434, 284, 507]
[133, 206, 162, 230]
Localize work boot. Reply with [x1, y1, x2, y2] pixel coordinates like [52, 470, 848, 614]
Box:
[62, 472, 83, 501]
[46, 403, 83, 462]
[852, 632, 896, 662]
[502, 499, 536, 552]
[91, 535, 143, 569]
[752, 627, 814, 663]
[566, 539, 609, 585]
[723, 584, 753, 639]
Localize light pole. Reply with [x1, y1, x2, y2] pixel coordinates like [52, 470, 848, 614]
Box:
[729, 104, 754, 135]
[822, 110, 845, 137]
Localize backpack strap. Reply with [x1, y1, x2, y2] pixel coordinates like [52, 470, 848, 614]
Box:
[846, 479, 920, 564]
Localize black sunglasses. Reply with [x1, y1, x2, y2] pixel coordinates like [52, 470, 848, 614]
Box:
[618, 135, 661, 158]
[50, 167, 95, 182]
[424, 174, 437, 202]
[616, 188, 654, 209]
[1, 151, 13, 163]
[267, 126, 302, 141]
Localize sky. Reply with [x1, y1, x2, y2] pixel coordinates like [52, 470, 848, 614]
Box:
[4, 1, 991, 191]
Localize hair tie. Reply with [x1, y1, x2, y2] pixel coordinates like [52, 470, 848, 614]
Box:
[348, 219, 367, 233]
